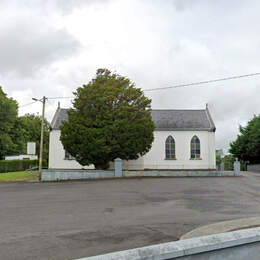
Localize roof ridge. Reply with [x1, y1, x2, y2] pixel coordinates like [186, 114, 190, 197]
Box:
[151, 109, 206, 111]
[57, 108, 206, 111]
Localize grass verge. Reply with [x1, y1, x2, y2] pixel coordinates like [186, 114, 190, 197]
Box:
[0, 171, 39, 181]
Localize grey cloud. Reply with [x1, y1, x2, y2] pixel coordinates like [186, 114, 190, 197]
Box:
[1, 0, 260, 154]
[0, 0, 110, 15]
[46, 0, 110, 14]
[0, 16, 81, 77]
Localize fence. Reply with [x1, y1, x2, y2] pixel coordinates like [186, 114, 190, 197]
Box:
[0, 159, 45, 173]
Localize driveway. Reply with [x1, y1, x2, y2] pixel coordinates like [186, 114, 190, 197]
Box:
[0, 172, 260, 259]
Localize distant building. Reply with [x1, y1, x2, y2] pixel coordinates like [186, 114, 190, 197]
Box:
[5, 142, 38, 160]
[48, 105, 216, 170]
[5, 154, 38, 160]
[27, 142, 36, 155]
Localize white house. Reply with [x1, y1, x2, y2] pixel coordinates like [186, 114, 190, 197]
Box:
[5, 142, 38, 160]
[48, 105, 216, 170]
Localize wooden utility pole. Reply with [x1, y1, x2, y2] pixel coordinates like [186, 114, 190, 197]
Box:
[39, 96, 46, 181]
[32, 96, 46, 181]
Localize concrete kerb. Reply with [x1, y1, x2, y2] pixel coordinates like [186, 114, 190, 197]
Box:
[180, 217, 260, 240]
[75, 227, 260, 260]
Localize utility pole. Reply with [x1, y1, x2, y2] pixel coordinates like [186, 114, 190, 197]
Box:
[32, 96, 46, 181]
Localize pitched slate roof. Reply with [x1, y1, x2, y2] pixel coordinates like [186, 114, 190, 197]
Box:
[151, 109, 215, 131]
[51, 108, 215, 132]
[51, 108, 68, 130]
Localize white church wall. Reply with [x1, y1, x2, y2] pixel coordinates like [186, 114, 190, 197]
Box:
[48, 130, 94, 169]
[49, 129, 215, 170]
[208, 131, 216, 169]
[142, 131, 216, 169]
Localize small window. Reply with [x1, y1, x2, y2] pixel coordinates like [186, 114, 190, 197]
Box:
[191, 135, 200, 159]
[165, 136, 176, 159]
[65, 150, 75, 160]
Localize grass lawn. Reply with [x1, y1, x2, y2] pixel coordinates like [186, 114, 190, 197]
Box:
[0, 171, 39, 181]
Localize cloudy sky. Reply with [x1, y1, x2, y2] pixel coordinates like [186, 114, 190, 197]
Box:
[0, 0, 260, 152]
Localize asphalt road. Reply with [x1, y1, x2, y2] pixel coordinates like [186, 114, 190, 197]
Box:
[1, 172, 260, 260]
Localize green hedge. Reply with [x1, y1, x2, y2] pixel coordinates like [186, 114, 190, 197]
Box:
[0, 159, 47, 173]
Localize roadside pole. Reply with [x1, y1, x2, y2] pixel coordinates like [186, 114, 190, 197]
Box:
[39, 96, 46, 181]
[32, 96, 46, 181]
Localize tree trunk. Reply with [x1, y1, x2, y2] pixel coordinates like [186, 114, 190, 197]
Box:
[94, 162, 109, 170]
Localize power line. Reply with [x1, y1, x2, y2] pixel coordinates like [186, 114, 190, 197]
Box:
[48, 96, 74, 100]
[19, 101, 38, 108]
[143, 72, 260, 92]
[19, 72, 260, 106]
[20, 97, 73, 108]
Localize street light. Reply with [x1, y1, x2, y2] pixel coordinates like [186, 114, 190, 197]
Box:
[32, 96, 46, 181]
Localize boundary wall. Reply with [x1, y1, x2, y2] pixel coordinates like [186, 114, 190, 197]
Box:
[42, 158, 240, 181]
[42, 169, 238, 181]
[247, 164, 260, 172]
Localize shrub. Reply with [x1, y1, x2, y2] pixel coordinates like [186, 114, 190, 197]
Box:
[0, 159, 47, 173]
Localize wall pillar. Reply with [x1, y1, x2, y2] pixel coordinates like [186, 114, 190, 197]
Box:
[234, 159, 240, 176]
[220, 162, 224, 171]
[114, 158, 122, 177]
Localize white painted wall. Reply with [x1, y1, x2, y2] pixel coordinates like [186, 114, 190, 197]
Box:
[48, 130, 94, 169]
[49, 130, 216, 170]
[141, 131, 216, 169]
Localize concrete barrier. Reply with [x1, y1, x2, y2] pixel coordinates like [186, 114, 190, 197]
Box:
[75, 227, 260, 260]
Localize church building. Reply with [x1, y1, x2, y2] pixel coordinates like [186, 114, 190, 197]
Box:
[48, 105, 216, 170]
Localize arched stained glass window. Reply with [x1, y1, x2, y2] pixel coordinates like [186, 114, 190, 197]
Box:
[191, 135, 200, 159]
[165, 136, 176, 159]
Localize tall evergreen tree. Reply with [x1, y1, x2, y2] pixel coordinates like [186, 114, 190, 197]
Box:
[60, 68, 155, 169]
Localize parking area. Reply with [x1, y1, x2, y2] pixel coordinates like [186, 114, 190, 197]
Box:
[0, 172, 260, 259]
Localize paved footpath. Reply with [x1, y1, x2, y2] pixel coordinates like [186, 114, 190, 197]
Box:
[0, 172, 260, 259]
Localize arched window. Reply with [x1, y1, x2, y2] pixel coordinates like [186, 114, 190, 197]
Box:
[191, 135, 200, 159]
[165, 136, 175, 159]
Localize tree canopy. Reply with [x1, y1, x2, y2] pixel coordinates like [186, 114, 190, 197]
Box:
[0, 87, 19, 159]
[0, 86, 50, 160]
[17, 114, 50, 161]
[60, 68, 155, 169]
[229, 115, 260, 164]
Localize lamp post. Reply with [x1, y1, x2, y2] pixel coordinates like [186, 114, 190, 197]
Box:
[32, 96, 46, 181]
